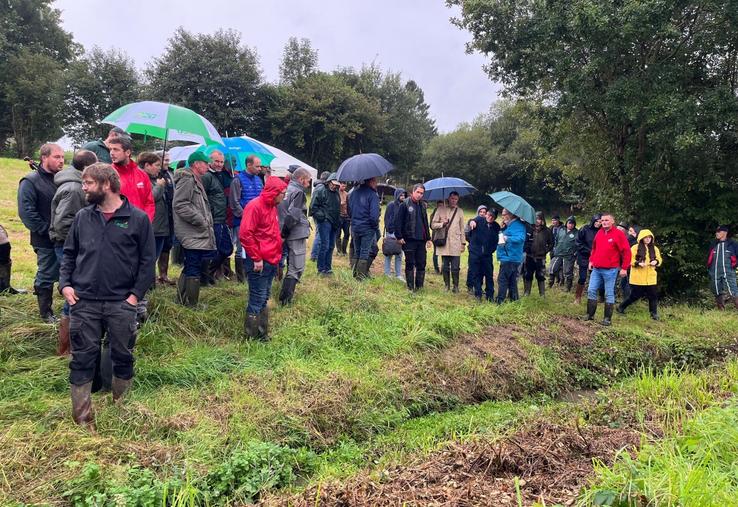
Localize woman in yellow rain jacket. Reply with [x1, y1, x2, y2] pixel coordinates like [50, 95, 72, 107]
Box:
[617, 229, 662, 320]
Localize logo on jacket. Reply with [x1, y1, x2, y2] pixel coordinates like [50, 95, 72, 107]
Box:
[113, 219, 129, 229]
[136, 182, 144, 188]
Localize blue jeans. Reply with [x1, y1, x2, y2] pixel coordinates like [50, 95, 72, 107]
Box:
[34, 246, 59, 289]
[54, 247, 70, 316]
[231, 226, 242, 258]
[588, 267, 619, 304]
[183, 249, 213, 277]
[155, 236, 167, 259]
[310, 221, 322, 261]
[317, 221, 337, 273]
[353, 231, 375, 261]
[384, 238, 403, 278]
[211, 224, 234, 269]
[496, 261, 520, 304]
[244, 255, 277, 314]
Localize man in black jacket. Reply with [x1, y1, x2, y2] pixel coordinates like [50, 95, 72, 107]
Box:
[395, 183, 431, 291]
[467, 207, 500, 301]
[18, 143, 66, 322]
[60, 163, 155, 430]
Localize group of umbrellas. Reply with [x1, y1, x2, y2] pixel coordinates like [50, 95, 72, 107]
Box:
[102, 101, 537, 223]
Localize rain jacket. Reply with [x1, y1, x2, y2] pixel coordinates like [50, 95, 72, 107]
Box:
[383, 188, 405, 235]
[629, 229, 662, 286]
[112, 160, 155, 222]
[173, 168, 215, 251]
[590, 226, 632, 270]
[467, 215, 500, 257]
[81, 139, 111, 164]
[395, 198, 430, 242]
[148, 174, 170, 237]
[553, 226, 578, 257]
[278, 179, 310, 241]
[576, 215, 602, 264]
[497, 218, 526, 263]
[309, 180, 341, 227]
[349, 183, 381, 235]
[431, 203, 466, 256]
[200, 168, 228, 225]
[707, 238, 738, 274]
[49, 167, 86, 244]
[59, 197, 155, 301]
[18, 166, 57, 248]
[240, 177, 288, 265]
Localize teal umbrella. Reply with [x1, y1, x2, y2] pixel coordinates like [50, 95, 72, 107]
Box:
[102, 101, 224, 148]
[489, 191, 536, 224]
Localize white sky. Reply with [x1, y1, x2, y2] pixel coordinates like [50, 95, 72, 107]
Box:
[53, 0, 502, 133]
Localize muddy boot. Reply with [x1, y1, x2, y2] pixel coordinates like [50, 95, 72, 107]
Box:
[57, 315, 71, 356]
[244, 313, 259, 339]
[602, 303, 614, 326]
[442, 270, 450, 290]
[415, 270, 426, 291]
[616, 303, 626, 314]
[565, 278, 573, 293]
[34, 285, 56, 323]
[234, 257, 246, 283]
[733, 297, 738, 311]
[0, 259, 24, 294]
[111, 376, 132, 403]
[257, 306, 270, 341]
[157, 251, 176, 285]
[585, 299, 597, 321]
[716, 295, 726, 310]
[200, 259, 215, 286]
[279, 277, 297, 306]
[548, 275, 556, 289]
[538, 280, 546, 297]
[451, 271, 460, 293]
[176, 273, 187, 305]
[355, 260, 370, 281]
[523, 279, 532, 296]
[184, 277, 201, 307]
[575, 284, 584, 304]
[71, 382, 95, 430]
[405, 269, 415, 291]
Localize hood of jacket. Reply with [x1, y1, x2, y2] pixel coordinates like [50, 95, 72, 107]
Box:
[589, 213, 602, 228]
[637, 228, 654, 243]
[54, 166, 82, 186]
[393, 187, 406, 203]
[173, 167, 196, 186]
[261, 176, 288, 206]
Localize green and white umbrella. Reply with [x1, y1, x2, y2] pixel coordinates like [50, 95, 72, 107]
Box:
[102, 101, 224, 146]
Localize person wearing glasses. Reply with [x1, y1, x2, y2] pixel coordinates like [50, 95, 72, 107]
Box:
[496, 208, 526, 304]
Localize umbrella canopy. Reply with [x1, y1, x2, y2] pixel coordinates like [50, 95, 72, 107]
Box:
[336, 153, 394, 182]
[423, 177, 477, 201]
[102, 101, 224, 146]
[237, 135, 318, 179]
[222, 136, 275, 170]
[489, 191, 536, 224]
[376, 183, 397, 200]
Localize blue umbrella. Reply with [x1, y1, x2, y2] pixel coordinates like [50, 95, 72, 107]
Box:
[489, 191, 537, 224]
[423, 177, 477, 201]
[336, 153, 394, 182]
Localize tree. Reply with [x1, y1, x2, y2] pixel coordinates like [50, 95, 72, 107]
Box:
[451, 0, 738, 295]
[0, 0, 77, 154]
[63, 47, 142, 145]
[145, 28, 262, 137]
[279, 37, 318, 85]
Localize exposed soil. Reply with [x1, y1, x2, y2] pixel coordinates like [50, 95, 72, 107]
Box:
[264, 420, 640, 507]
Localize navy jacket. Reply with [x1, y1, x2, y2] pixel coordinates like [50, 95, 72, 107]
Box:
[395, 198, 430, 242]
[59, 197, 156, 301]
[349, 184, 381, 235]
[468, 216, 500, 257]
[18, 168, 57, 248]
[383, 188, 405, 235]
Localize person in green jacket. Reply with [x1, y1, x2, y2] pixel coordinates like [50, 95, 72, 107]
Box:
[550, 216, 578, 292]
[81, 127, 128, 164]
[200, 150, 232, 285]
[309, 172, 341, 275]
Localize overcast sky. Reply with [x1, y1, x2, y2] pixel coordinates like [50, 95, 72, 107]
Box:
[53, 0, 502, 133]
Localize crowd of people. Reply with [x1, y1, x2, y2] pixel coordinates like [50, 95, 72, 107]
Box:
[4, 128, 737, 430]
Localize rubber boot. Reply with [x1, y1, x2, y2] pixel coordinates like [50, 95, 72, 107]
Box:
[34, 285, 56, 323]
[575, 284, 584, 304]
[71, 382, 95, 430]
[616, 302, 626, 314]
[355, 260, 370, 281]
[200, 259, 215, 286]
[451, 271, 460, 293]
[405, 269, 415, 291]
[57, 315, 71, 356]
[602, 303, 614, 326]
[279, 277, 297, 306]
[111, 376, 132, 403]
[244, 313, 259, 339]
[548, 275, 556, 289]
[235, 257, 245, 283]
[176, 272, 187, 305]
[733, 297, 738, 311]
[716, 295, 725, 310]
[277, 264, 284, 282]
[415, 270, 426, 291]
[538, 280, 546, 297]
[184, 277, 200, 307]
[0, 260, 24, 294]
[565, 278, 573, 292]
[158, 251, 175, 285]
[257, 306, 269, 341]
[442, 270, 450, 291]
[523, 279, 532, 296]
[585, 299, 597, 321]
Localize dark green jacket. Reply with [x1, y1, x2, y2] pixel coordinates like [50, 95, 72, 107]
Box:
[309, 182, 340, 226]
[200, 169, 227, 224]
[81, 139, 111, 164]
[553, 227, 578, 257]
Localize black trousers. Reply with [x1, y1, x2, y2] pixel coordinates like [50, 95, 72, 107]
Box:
[620, 284, 658, 314]
[523, 255, 546, 282]
[69, 298, 138, 385]
[403, 240, 427, 290]
[336, 217, 351, 254]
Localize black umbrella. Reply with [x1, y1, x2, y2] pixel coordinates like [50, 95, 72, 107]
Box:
[336, 153, 394, 182]
[376, 183, 397, 199]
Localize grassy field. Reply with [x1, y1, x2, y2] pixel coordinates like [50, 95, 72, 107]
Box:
[1, 157, 737, 506]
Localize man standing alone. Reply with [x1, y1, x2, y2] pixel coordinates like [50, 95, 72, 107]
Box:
[60, 163, 155, 429]
[18, 143, 65, 322]
[173, 152, 215, 307]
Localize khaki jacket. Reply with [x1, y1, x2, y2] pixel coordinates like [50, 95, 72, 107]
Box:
[431, 204, 466, 256]
[173, 169, 215, 250]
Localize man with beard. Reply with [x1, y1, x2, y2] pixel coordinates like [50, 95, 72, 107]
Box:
[60, 163, 155, 430]
[18, 143, 66, 322]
